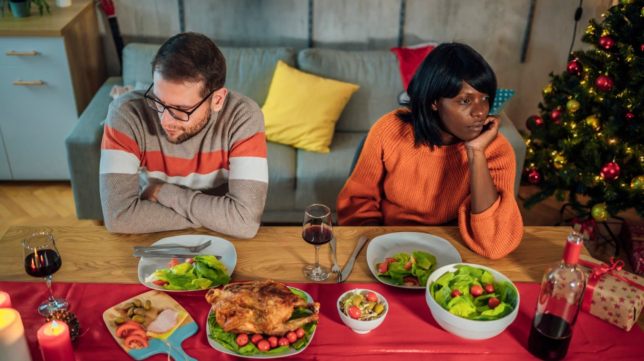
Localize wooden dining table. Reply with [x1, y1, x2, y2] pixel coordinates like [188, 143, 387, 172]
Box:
[0, 225, 585, 284]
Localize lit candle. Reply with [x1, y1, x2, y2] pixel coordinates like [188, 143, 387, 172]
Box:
[0, 292, 10, 308]
[37, 320, 74, 361]
[0, 309, 32, 361]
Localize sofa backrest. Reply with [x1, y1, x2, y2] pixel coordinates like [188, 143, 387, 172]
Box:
[121, 43, 297, 107]
[297, 49, 404, 133]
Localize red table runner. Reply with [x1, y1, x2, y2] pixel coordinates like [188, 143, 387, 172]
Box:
[1, 281, 643, 361]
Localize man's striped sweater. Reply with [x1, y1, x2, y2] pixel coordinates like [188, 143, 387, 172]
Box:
[99, 90, 268, 238]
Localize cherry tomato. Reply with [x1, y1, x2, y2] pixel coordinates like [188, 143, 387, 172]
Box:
[488, 297, 501, 309]
[236, 333, 249, 347]
[484, 284, 495, 294]
[470, 285, 483, 297]
[365, 292, 378, 303]
[402, 276, 420, 287]
[348, 305, 362, 319]
[404, 260, 413, 271]
[267, 336, 278, 348]
[385, 257, 399, 263]
[286, 331, 297, 343]
[377, 261, 389, 274]
[450, 289, 462, 298]
[295, 328, 305, 339]
[152, 279, 169, 286]
[116, 322, 144, 338]
[124, 334, 149, 349]
[257, 340, 270, 352]
[185, 258, 195, 264]
[168, 258, 181, 268]
[251, 334, 264, 345]
[278, 337, 290, 347]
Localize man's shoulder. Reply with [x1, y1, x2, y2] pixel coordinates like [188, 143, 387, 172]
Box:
[222, 91, 261, 114]
[109, 90, 146, 113]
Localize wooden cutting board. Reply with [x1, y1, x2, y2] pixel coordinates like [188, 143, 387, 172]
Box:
[103, 290, 198, 360]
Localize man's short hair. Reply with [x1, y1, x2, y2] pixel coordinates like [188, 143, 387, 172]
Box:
[152, 32, 226, 97]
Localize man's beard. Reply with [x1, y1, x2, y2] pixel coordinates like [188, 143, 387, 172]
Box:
[162, 107, 211, 144]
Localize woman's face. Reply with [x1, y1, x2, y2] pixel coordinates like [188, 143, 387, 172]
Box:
[432, 81, 491, 144]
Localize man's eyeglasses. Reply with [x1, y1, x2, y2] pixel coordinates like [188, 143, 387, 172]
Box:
[144, 83, 215, 122]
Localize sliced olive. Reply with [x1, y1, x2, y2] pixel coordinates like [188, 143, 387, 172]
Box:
[352, 295, 363, 307]
[132, 299, 142, 308]
[143, 300, 151, 310]
[114, 317, 126, 325]
[374, 304, 385, 314]
[365, 301, 376, 311]
[127, 307, 135, 317]
[132, 315, 145, 323]
[133, 308, 146, 316]
[121, 302, 134, 310]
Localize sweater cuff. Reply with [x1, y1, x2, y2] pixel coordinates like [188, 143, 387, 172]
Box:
[157, 183, 200, 221]
[470, 195, 501, 222]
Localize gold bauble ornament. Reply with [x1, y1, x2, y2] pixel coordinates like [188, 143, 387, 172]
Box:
[566, 99, 580, 113]
[631, 175, 644, 190]
[542, 84, 553, 96]
[553, 154, 566, 170]
[585, 115, 600, 130]
[591, 203, 609, 222]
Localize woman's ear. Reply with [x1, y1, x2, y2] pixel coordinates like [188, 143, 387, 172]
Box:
[431, 100, 438, 112]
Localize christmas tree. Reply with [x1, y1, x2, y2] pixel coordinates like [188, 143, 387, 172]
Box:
[523, 0, 644, 223]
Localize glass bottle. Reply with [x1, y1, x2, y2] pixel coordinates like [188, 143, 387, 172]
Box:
[527, 231, 586, 361]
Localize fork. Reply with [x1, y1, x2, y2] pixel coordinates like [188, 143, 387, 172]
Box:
[132, 239, 211, 253]
[329, 237, 342, 281]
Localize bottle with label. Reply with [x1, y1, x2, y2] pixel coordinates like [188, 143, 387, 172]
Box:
[527, 231, 586, 361]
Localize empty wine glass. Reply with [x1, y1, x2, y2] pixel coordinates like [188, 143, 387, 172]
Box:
[22, 232, 68, 317]
[302, 204, 333, 281]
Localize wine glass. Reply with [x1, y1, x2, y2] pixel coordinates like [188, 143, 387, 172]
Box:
[302, 204, 333, 281]
[22, 232, 68, 316]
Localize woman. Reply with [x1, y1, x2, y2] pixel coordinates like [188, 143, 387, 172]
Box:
[337, 42, 523, 259]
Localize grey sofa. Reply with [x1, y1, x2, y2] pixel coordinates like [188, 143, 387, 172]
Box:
[66, 44, 526, 223]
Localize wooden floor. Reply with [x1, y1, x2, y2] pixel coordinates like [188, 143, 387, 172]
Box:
[0, 180, 641, 268]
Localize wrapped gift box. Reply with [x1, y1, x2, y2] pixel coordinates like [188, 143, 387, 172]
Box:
[620, 220, 644, 275]
[579, 254, 644, 331]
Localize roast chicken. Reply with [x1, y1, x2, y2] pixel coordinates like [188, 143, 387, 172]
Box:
[206, 279, 320, 335]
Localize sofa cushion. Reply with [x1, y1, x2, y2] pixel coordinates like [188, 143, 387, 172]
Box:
[297, 49, 404, 133]
[294, 132, 367, 210]
[122, 43, 297, 106]
[265, 141, 296, 211]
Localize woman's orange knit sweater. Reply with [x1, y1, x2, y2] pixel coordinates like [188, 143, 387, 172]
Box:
[337, 111, 523, 259]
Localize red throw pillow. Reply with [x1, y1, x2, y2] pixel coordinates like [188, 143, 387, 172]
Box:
[390, 44, 436, 90]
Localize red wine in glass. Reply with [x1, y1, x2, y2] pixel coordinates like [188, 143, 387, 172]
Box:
[22, 232, 69, 316]
[302, 223, 333, 245]
[302, 204, 333, 281]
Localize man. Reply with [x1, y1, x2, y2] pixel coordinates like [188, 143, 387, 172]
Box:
[100, 32, 268, 238]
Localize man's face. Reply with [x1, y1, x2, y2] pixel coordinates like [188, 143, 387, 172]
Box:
[432, 81, 491, 144]
[151, 72, 226, 144]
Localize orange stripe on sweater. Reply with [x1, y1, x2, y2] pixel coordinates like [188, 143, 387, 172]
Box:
[102, 126, 141, 159]
[143, 151, 229, 176]
[230, 132, 267, 158]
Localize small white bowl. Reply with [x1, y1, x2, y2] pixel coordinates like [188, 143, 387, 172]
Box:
[337, 289, 388, 334]
[425, 263, 520, 340]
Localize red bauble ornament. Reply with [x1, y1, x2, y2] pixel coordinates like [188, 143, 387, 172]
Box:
[625, 113, 634, 121]
[595, 75, 613, 92]
[567, 60, 582, 76]
[528, 168, 542, 184]
[599, 35, 615, 50]
[600, 162, 621, 180]
[551, 109, 562, 124]
[641, 44, 644, 53]
[526, 115, 544, 130]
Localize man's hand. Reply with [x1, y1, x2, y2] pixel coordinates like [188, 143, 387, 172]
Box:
[141, 183, 163, 203]
[464, 115, 500, 153]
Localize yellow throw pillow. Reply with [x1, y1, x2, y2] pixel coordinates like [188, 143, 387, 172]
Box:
[261, 61, 359, 153]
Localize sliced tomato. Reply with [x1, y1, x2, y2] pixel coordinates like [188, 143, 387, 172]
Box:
[115, 322, 144, 338]
[185, 258, 195, 264]
[124, 334, 149, 349]
[168, 258, 181, 268]
[404, 260, 413, 271]
[152, 279, 169, 286]
[377, 261, 389, 274]
[127, 328, 147, 340]
[402, 276, 420, 287]
[385, 257, 398, 263]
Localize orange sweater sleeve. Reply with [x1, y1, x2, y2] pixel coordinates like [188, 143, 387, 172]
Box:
[337, 122, 386, 226]
[458, 135, 523, 259]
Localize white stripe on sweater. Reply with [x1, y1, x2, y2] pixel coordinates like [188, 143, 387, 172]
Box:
[229, 157, 268, 183]
[141, 169, 230, 190]
[100, 149, 140, 175]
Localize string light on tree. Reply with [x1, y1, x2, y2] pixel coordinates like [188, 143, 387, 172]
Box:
[542, 83, 553, 96]
[553, 154, 566, 170]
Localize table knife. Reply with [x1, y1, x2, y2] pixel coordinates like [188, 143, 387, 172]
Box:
[339, 236, 369, 282]
[133, 252, 221, 260]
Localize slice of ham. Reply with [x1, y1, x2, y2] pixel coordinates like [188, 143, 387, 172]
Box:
[147, 308, 180, 334]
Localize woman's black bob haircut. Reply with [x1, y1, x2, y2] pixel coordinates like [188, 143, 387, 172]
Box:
[396, 42, 497, 149]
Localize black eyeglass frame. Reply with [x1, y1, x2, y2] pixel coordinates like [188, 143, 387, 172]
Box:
[143, 83, 216, 122]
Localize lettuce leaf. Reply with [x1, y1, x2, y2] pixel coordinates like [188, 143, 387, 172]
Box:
[376, 250, 437, 286]
[146, 255, 231, 291]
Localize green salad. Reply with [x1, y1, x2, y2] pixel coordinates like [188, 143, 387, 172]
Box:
[375, 251, 437, 286]
[145, 255, 230, 290]
[208, 288, 317, 356]
[430, 265, 518, 321]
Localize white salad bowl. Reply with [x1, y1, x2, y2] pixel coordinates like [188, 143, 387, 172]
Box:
[425, 263, 520, 340]
[337, 289, 388, 334]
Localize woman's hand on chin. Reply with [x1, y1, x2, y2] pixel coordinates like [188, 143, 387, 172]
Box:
[464, 115, 500, 153]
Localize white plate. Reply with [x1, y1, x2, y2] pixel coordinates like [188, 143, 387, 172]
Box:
[137, 234, 236, 292]
[206, 287, 317, 359]
[366, 232, 462, 289]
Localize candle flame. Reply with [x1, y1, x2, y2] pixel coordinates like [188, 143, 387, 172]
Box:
[52, 320, 60, 336]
